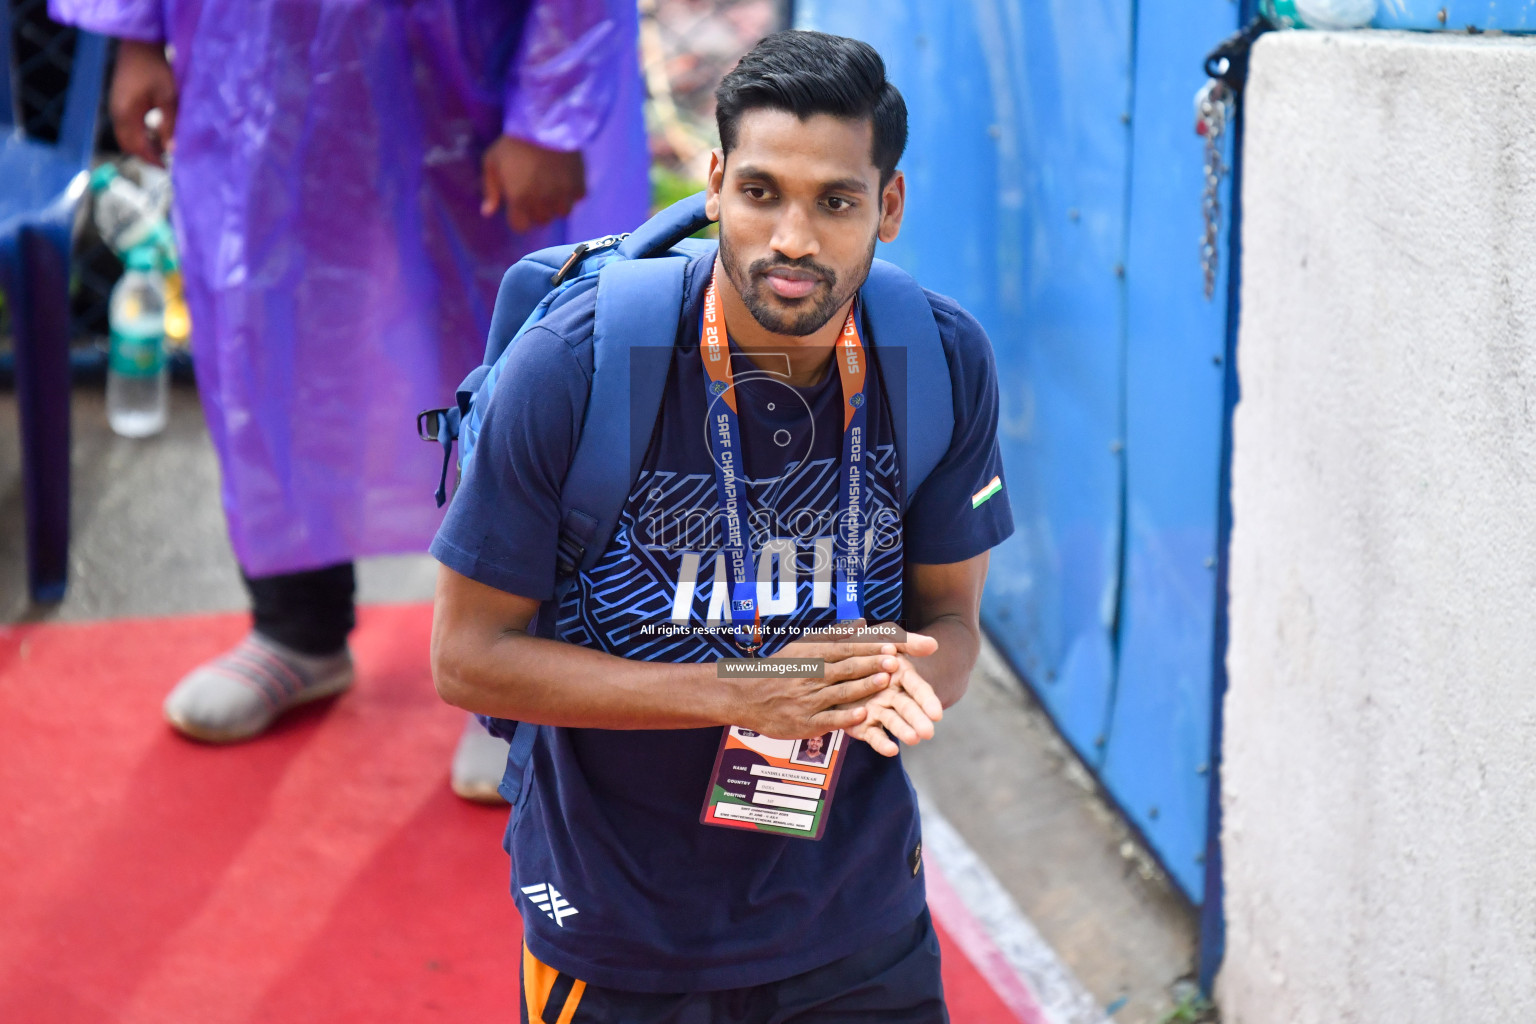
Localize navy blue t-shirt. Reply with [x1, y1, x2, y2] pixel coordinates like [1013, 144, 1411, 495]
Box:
[431, 252, 1013, 992]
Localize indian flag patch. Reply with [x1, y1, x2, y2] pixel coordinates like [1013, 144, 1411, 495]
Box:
[971, 476, 1002, 509]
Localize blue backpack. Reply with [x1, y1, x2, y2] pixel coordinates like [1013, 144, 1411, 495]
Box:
[419, 190, 956, 632]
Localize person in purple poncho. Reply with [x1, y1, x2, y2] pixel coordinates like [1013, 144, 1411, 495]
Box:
[49, 0, 649, 798]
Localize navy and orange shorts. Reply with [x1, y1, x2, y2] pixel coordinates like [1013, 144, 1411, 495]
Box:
[520, 908, 948, 1024]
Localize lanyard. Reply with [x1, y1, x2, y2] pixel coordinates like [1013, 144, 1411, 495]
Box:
[699, 265, 869, 653]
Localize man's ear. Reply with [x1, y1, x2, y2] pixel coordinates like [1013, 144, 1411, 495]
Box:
[877, 170, 906, 244]
[704, 149, 726, 222]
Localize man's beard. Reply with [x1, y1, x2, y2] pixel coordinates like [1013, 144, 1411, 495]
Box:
[718, 226, 877, 337]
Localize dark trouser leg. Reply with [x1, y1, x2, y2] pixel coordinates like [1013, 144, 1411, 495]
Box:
[6, 227, 74, 603]
[242, 562, 356, 656]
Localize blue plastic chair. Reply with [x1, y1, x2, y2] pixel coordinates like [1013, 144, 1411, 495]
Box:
[0, 6, 107, 602]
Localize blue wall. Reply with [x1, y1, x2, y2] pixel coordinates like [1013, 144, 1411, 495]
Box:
[798, 0, 1243, 902]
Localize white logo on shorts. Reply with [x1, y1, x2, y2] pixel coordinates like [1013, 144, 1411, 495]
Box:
[521, 882, 579, 927]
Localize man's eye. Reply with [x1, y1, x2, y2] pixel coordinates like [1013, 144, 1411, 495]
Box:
[743, 186, 772, 201]
[824, 197, 854, 212]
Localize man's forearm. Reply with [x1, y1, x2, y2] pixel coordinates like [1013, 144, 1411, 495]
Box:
[434, 629, 727, 729]
[431, 565, 902, 738]
[906, 613, 980, 708]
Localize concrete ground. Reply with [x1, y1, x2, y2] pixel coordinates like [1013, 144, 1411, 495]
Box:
[0, 382, 1199, 1023]
[904, 648, 1201, 1022]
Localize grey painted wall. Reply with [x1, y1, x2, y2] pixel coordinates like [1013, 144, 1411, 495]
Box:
[1220, 29, 1536, 1021]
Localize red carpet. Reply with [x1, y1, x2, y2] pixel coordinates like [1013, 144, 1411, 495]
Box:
[0, 605, 1020, 1022]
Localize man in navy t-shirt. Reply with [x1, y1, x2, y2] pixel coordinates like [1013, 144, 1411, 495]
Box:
[430, 30, 1013, 1023]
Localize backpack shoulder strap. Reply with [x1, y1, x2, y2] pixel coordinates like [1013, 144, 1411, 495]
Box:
[859, 258, 954, 510]
[553, 255, 689, 585]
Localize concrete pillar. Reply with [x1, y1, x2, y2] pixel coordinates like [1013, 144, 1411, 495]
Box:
[1221, 29, 1536, 1022]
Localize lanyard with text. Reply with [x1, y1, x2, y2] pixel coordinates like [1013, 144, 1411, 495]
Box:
[699, 265, 869, 654]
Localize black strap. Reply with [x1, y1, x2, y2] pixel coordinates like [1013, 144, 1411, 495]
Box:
[1204, 14, 1274, 91]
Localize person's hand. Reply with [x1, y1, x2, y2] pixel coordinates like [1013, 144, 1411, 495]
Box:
[837, 623, 942, 757]
[110, 40, 178, 166]
[481, 135, 586, 233]
[722, 631, 906, 741]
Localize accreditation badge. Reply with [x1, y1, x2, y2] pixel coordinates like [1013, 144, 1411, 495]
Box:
[700, 726, 847, 840]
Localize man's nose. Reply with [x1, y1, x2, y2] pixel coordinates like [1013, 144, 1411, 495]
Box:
[770, 202, 819, 261]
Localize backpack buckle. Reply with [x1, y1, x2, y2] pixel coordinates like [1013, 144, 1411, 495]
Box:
[417, 408, 449, 442]
[418, 407, 462, 507]
[554, 533, 585, 578]
[554, 509, 600, 578]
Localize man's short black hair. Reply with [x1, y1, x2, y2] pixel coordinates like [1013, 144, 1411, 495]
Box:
[715, 31, 908, 185]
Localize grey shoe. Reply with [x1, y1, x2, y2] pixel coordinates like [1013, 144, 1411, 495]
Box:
[451, 714, 511, 804]
[163, 632, 354, 744]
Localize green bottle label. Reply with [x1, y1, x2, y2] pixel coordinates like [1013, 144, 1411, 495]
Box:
[1261, 0, 1306, 27]
[109, 327, 166, 378]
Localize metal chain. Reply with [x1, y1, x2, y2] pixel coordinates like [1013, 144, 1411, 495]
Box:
[1195, 79, 1234, 301]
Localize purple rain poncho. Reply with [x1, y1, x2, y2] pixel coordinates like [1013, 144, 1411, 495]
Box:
[51, 0, 649, 577]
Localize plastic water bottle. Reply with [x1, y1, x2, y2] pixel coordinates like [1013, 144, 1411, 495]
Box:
[90, 164, 166, 254]
[135, 159, 174, 222]
[91, 162, 191, 354]
[106, 245, 169, 438]
[1262, 0, 1376, 29]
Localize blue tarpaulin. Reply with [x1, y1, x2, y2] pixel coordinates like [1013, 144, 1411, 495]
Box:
[799, 0, 1244, 903]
